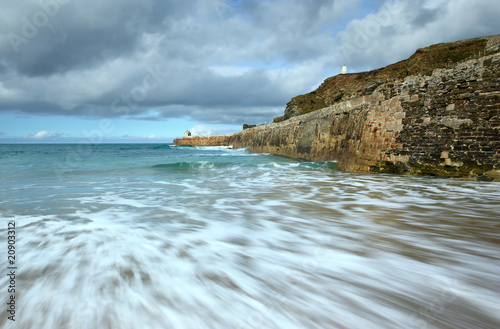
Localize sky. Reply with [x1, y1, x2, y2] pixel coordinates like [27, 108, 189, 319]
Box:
[1, 0, 499, 143]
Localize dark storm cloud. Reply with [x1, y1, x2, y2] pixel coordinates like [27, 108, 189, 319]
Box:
[410, 7, 441, 28]
[1, 0, 499, 125]
[1, 0, 187, 76]
[1, 0, 354, 124]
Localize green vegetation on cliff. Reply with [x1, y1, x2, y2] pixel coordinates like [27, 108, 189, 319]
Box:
[284, 35, 499, 119]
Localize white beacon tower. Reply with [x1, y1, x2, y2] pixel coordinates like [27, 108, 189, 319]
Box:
[342, 65, 348, 74]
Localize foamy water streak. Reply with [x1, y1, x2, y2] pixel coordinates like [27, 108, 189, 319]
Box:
[0, 144, 499, 329]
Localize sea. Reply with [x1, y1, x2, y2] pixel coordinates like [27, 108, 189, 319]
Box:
[0, 143, 499, 329]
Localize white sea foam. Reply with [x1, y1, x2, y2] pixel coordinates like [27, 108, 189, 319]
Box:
[193, 146, 234, 151]
[1, 145, 500, 329]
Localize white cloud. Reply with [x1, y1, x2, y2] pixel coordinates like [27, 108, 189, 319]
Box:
[25, 130, 64, 139]
[335, 0, 500, 71]
[208, 65, 252, 78]
[188, 124, 238, 137]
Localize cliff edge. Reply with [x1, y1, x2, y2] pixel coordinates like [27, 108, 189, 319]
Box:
[283, 35, 500, 120]
[174, 35, 500, 181]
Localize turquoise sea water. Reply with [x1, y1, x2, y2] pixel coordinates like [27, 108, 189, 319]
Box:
[1, 144, 499, 329]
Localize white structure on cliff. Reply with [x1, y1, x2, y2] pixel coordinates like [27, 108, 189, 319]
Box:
[342, 65, 348, 74]
[184, 130, 192, 138]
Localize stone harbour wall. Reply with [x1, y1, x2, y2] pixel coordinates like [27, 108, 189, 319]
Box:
[173, 135, 231, 146]
[175, 53, 500, 181]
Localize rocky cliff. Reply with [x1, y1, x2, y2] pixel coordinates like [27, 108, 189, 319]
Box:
[174, 35, 500, 181]
[283, 35, 500, 119]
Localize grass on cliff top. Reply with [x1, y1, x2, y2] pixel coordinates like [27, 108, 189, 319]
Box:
[406, 38, 488, 72]
[284, 37, 491, 118]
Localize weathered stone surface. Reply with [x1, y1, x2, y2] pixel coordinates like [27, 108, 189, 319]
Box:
[228, 53, 500, 181]
[173, 135, 231, 146]
[173, 51, 500, 181]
